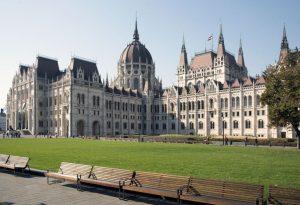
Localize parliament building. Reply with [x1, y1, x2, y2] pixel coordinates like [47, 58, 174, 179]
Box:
[5, 21, 296, 138]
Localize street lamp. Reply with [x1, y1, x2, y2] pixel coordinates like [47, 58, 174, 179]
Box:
[222, 115, 225, 146]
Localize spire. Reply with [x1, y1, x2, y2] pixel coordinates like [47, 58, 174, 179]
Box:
[281, 25, 289, 50]
[238, 38, 245, 67]
[279, 25, 289, 61]
[179, 35, 188, 67]
[217, 24, 225, 56]
[133, 17, 139, 41]
[181, 34, 186, 52]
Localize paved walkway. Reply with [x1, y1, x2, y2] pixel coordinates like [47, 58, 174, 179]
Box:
[0, 171, 181, 205]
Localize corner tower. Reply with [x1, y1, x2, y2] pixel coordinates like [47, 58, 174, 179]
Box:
[177, 36, 189, 87]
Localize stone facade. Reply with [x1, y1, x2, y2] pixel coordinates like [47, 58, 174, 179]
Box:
[6, 23, 295, 138]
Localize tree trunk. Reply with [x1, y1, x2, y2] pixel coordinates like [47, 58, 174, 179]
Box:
[293, 124, 300, 149]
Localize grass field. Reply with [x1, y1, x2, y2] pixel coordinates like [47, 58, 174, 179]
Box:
[0, 138, 299, 189]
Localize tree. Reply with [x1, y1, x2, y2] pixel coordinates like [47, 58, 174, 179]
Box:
[261, 51, 300, 149]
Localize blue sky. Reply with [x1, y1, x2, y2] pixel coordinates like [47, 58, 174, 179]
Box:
[0, 0, 299, 108]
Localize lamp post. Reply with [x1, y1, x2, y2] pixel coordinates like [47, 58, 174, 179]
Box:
[222, 116, 225, 146]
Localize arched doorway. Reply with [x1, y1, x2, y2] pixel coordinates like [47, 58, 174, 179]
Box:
[77, 120, 84, 136]
[92, 121, 100, 136]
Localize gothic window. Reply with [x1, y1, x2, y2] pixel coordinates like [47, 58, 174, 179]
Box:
[189, 122, 194, 129]
[81, 94, 85, 105]
[210, 121, 215, 129]
[245, 120, 251, 129]
[209, 98, 214, 109]
[225, 98, 228, 108]
[188, 82, 193, 89]
[188, 102, 191, 110]
[197, 101, 201, 110]
[236, 97, 240, 107]
[201, 100, 205, 109]
[77, 94, 81, 104]
[199, 121, 203, 129]
[181, 122, 185, 130]
[93, 96, 96, 106]
[171, 103, 174, 111]
[244, 96, 247, 107]
[223, 121, 227, 129]
[78, 68, 84, 79]
[258, 120, 264, 128]
[256, 95, 261, 106]
[220, 98, 224, 109]
[133, 78, 139, 89]
[196, 81, 201, 88]
[192, 102, 195, 110]
[180, 102, 182, 111]
[248, 96, 252, 107]
[231, 97, 235, 108]
[233, 120, 239, 129]
[93, 73, 98, 82]
[183, 102, 186, 110]
[97, 97, 100, 107]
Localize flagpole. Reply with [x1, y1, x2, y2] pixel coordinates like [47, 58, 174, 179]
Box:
[211, 34, 213, 51]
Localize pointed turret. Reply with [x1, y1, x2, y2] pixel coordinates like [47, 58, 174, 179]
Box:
[179, 35, 188, 66]
[279, 25, 289, 61]
[217, 24, 225, 56]
[237, 38, 245, 67]
[133, 18, 139, 41]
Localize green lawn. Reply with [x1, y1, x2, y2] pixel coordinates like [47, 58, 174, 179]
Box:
[0, 138, 299, 189]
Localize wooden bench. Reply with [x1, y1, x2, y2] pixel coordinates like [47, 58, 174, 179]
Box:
[178, 177, 264, 205]
[79, 166, 133, 197]
[0, 154, 10, 165]
[0, 155, 30, 174]
[268, 185, 300, 205]
[45, 162, 92, 190]
[121, 171, 189, 203]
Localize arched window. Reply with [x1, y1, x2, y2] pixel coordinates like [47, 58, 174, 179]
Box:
[171, 103, 174, 111]
[133, 78, 139, 89]
[236, 97, 240, 107]
[77, 94, 81, 104]
[81, 94, 85, 105]
[258, 120, 264, 128]
[231, 97, 235, 108]
[189, 122, 194, 129]
[245, 120, 251, 129]
[183, 102, 186, 110]
[225, 98, 228, 108]
[244, 96, 247, 107]
[192, 101, 195, 110]
[188, 102, 192, 110]
[209, 98, 214, 109]
[196, 81, 201, 89]
[188, 82, 193, 89]
[181, 122, 185, 130]
[180, 102, 183, 111]
[248, 96, 252, 107]
[97, 97, 100, 106]
[220, 98, 224, 109]
[93, 96, 96, 106]
[223, 121, 227, 129]
[197, 101, 201, 110]
[233, 120, 239, 129]
[199, 122, 203, 129]
[210, 121, 215, 129]
[201, 100, 205, 109]
[256, 95, 261, 106]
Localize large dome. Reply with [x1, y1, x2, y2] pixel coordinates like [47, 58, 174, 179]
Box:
[119, 21, 153, 64]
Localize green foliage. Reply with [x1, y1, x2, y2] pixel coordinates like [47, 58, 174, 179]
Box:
[261, 51, 300, 148]
[0, 138, 299, 189]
